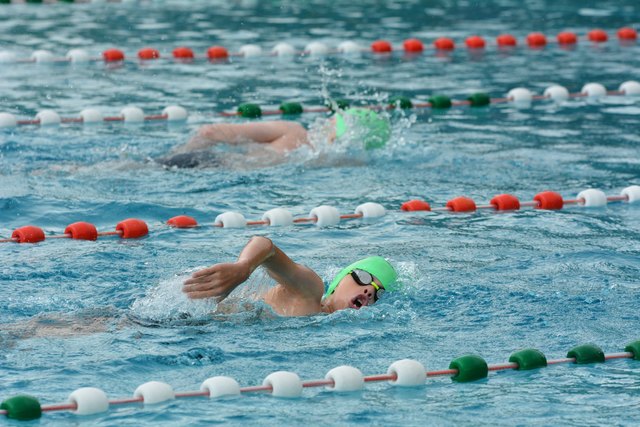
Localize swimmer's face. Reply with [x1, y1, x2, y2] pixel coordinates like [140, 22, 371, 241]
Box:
[326, 273, 381, 311]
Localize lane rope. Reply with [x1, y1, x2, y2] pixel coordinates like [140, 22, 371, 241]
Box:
[0, 80, 639, 128]
[1, 341, 638, 421]
[0, 26, 636, 66]
[1, 186, 638, 244]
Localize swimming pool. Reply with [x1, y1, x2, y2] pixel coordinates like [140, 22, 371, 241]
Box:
[1, 0, 639, 424]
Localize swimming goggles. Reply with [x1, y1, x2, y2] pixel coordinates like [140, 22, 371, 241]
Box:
[350, 269, 385, 302]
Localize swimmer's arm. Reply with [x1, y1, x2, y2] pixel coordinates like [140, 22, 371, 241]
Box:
[177, 122, 308, 152]
[183, 236, 323, 301]
[258, 239, 324, 300]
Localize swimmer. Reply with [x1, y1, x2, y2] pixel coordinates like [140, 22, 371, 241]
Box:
[182, 236, 398, 317]
[159, 108, 391, 168]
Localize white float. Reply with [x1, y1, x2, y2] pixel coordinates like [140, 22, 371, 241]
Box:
[0, 51, 17, 63]
[304, 42, 329, 56]
[309, 205, 340, 226]
[354, 202, 385, 218]
[337, 41, 362, 54]
[325, 366, 364, 392]
[66, 49, 91, 62]
[272, 42, 296, 56]
[507, 87, 533, 104]
[162, 105, 188, 121]
[68, 387, 109, 416]
[543, 85, 569, 102]
[31, 50, 55, 63]
[0, 113, 17, 128]
[577, 189, 607, 207]
[619, 81, 640, 96]
[120, 106, 145, 122]
[387, 359, 427, 387]
[239, 44, 263, 57]
[36, 110, 61, 126]
[80, 108, 103, 123]
[581, 83, 607, 98]
[214, 212, 247, 228]
[133, 381, 175, 405]
[262, 208, 294, 226]
[621, 185, 640, 203]
[262, 371, 303, 398]
[200, 376, 241, 398]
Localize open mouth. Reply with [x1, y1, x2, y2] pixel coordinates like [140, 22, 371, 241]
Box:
[350, 294, 368, 309]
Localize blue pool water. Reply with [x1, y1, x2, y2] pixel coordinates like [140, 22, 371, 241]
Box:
[1, 0, 640, 425]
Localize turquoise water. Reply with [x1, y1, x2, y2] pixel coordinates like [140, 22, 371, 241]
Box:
[1, 0, 640, 425]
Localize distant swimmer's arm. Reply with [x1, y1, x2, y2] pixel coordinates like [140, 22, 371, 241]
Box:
[182, 236, 323, 301]
[177, 122, 309, 153]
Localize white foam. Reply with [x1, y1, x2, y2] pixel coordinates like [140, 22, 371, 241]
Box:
[131, 268, 275, 322]
[130, 271, 217, 322]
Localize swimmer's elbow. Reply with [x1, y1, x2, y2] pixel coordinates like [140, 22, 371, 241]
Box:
[250, 236, 275, 257]
[249, 235, 272, 246]
[195, 125, 215, 140]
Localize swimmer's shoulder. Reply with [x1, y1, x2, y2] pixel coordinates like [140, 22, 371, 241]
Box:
[263, 283, 323, 316]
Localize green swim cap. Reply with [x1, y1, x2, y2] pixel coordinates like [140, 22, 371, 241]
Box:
[334, 108, 391, 150]
[324, 256, 398, 299]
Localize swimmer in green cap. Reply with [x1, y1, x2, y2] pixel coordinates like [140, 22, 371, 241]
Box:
[161, 108, 391, 168]
[182, 236, 398, 316]
[332, 108, 392, 150]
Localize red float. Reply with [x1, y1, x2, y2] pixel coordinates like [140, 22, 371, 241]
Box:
[490, 194, 521, 211]
[115, 218, 149, 239]
[371, 40, 392, 53]
[465, 36, 486, 49]
[64, 222, 98, 240]
[534, 191, 564, 210]
[557, 32, 577, 45]
[588, 29, 608, 42]
[526, 32, 547, 47]
[167, 215, 198, 228]
[173, 47, 194, 59]
[617, 27, 637, 40]
[403, 38, 424, 52]
[446, 197, 476, 212]
[103, 48, 125, 62]
[400, 200, 431, 211]
[434, 37, 455, 50]
[138, 48, 160, 60]
[207, 46, 229, 60]
[11, 226, 45, 243]
[496, 34, 517, 47]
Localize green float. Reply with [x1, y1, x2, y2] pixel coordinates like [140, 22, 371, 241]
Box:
[428, 95, 452, 109]
[388, 96, 413, 109]
[467, 92, 491, 107]
[279, 102, 304, 115]
[624, 340, 640, 360]
[449, 354, 488, 382]
[567, 344, 605, 364]
[237, 103, 262, 118]
[509, 349, 548, 370]
[1, 395, 42, 421]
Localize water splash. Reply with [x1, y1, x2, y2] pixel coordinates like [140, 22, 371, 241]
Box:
[130, 270, 218, 324]
[130, 268, 276, 324]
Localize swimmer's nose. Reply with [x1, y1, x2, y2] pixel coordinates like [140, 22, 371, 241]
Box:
[364, 288, 374, 302]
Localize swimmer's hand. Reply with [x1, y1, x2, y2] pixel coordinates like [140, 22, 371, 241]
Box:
[182, 261, 251, 301]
